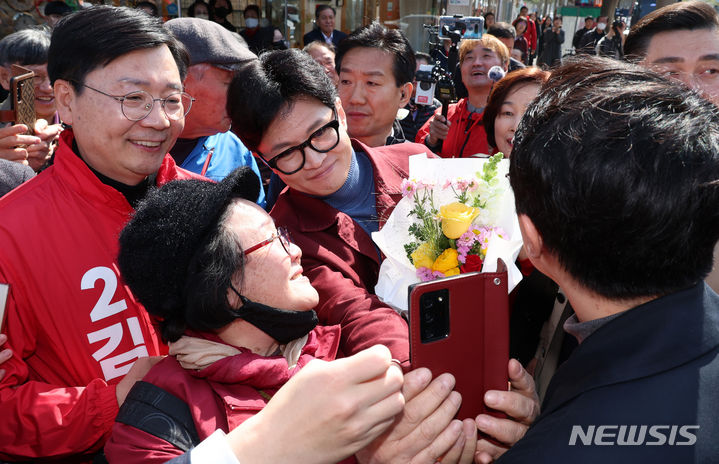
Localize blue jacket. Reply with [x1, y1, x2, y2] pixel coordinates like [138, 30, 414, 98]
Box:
[179, 132, 265, 208]
[499, 283, 719, 463]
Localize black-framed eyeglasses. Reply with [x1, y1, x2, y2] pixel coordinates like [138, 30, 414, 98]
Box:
[77, 82, 195, 121]
[256, 112, 340, 175]
[243, 227, 293, 256]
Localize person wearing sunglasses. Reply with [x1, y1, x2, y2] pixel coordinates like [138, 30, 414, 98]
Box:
[106, 167, 477, 463]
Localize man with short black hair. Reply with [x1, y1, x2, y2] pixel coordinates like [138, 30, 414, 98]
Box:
[577, 15, 607, 54]
[625, 1, 719, 105]
[488, 22, 527, 72]
[498, 56, 719, 463]
[399, 51, 442, 143]
[303, 4, 347, 47]
[239, 4, 275, 55]
[0, 7, 200, 459]
[572, 16, 594, 49]
[228, 51, 540, 462]
[335, 22, 415, 147]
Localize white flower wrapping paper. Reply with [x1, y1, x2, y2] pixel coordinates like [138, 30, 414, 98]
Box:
[372, 154, 524, 312]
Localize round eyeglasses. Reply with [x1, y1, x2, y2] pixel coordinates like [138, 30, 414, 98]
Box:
[78, 82, 195, 121]
[257, 115, 340, 175]
[243, 227, 293, 256]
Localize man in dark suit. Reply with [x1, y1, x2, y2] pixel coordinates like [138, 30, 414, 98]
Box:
[498, 56, 719, 463]
[302, 5, 347, 47]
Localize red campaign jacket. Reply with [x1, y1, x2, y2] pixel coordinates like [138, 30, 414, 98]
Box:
[526, 18, 538, 52]
[105, 326, 351, 463]
[0, 130, 201, 460]
[416, 98, 489, 158]
[270, 140, 434, 365]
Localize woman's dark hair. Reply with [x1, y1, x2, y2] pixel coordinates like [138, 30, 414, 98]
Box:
[484, 12, 494, 30]
[228, 49, 337, 152]
[209, 0, 233, 14]
[118, 168, 261, 344]
[512, 17, 527, 32]
[335, 22, 416, 87]
[187, 0, 210, 17]
[510, 56, 719, 299]
[483, 67, 550, 149]
[48, 6, 188, 88]
[624, 1, 719, 60]
[168, 202, 246, 342]
[0, 28, 51, 67]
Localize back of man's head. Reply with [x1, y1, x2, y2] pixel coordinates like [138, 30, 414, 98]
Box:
[488, 22, 517, 40]
[510, 56, 719, 299]
[335, 22, 415, 87]
[625, 1, 719, 59]
[0, 28, 51, 67]
[228, 49, 337, 151]
[48, 6, 188, 88]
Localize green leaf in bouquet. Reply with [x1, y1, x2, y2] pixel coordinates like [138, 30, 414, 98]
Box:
[404, 241, 420, 261]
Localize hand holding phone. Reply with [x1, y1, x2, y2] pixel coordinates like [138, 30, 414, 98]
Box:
[409, 269, 509, 420]
[9, 65, 36, 135]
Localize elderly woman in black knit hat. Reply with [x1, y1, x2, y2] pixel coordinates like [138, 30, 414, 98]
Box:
[104, 167, 477, 464]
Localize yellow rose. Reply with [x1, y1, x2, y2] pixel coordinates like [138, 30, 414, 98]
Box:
[432, 248, 459, 273]
[411, 242, 436, 269]
[439, 202, 479, 239]
[443, 267, 460, 277]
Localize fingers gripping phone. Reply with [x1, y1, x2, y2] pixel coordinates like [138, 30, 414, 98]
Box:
[409, 267, 509, 420]
[9, 65, 36, 135]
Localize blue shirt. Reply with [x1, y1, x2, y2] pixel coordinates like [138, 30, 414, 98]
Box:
[321, 150, 378, 237]
[180, 131, 266, 208]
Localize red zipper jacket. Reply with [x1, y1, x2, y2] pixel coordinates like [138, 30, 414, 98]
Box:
[0, 130, 200, 460]
[416, 98, 489, 158]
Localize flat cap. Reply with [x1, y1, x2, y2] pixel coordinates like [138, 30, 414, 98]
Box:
[166, 17, 256, 70]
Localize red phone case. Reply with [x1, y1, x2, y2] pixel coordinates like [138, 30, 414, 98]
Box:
[409, 266, 509, 420]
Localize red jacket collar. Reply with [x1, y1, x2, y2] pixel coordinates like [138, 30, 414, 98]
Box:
[53, 129, 201, 213]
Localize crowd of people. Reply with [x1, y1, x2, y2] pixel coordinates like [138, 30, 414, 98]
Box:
[0, 1, 718, 463]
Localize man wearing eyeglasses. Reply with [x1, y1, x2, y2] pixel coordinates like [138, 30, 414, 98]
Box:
[230, 49, 429, 363]
[165, 18, 266, 208]
[229, 50, 540, 462]
[0, 7, 207, 460]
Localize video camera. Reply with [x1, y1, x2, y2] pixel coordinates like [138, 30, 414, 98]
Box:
[420, 15, 484, 114]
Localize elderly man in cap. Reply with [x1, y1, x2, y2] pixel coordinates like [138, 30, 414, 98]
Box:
[165, 18, 265, 206]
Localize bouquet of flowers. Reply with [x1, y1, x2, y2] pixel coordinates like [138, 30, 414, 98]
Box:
[372, 154, 523, 312]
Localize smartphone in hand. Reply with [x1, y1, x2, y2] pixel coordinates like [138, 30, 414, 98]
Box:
[409, 270, 509, 420]
[9, 65, 36, 135]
